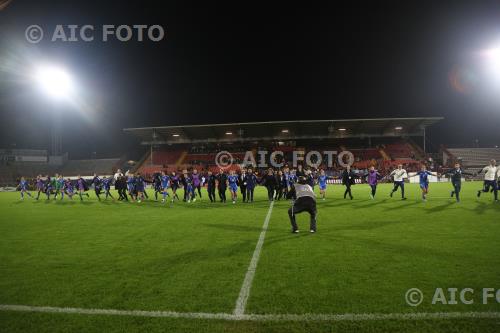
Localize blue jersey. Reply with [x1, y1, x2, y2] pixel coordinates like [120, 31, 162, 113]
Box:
[136, 177, 145, 191]
[102, 178, 111, 190]
[161, 175, 170, 188]
[318, 175, 327, 188]
[19, 180, 29, 190]
[228, 175, 238, 185]
[228, 175, 238, 190]
[288, 174, 297, 185]
[57, 178, 65, 189]
[418, 171, 432, 185]
[65, 181, 74, 192]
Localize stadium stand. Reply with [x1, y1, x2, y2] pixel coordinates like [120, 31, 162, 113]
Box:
[58, 158, 121, 176]
[0, 158, 121, 186]
[445, 148, 500, 167]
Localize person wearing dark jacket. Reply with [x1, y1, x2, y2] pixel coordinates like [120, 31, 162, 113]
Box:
[262, 168, 277, 201]
[115, 175, 128, 201]
[445, 162, 473, 202]
[296, 164, 305, 178]
[245, 169, 258, 202]
[216, 169, 228, 203]
[286, 176, 317, 233]
[239, 169, 247, 202]
[274, 170, 285, 200]
[206, 171, 217, 202]
[341, 166, 357, 200]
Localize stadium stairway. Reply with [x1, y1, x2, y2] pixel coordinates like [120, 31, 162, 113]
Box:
[175, 151, 188, 169]
[378, 147, 390, 160]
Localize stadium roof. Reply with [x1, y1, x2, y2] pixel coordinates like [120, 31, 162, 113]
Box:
[124, 117, 443, 145]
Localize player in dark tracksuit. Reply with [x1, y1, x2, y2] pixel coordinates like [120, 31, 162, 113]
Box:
[152, 173, 163, 201]
[287, 176, 317, 233]
[216, 170, 228, 203]
[92, 174, 103, 201]
[116, 175, 128, 201]
[262, 168, 277, 201]
[206, 171, 217, 202]
[274, 170, 285, 200]
[445, 163, 473, 203]
[239, 169, 247, 202]
[44, 176, 53, 200]
[245, 169, 258, 202]
[341, 166, 357, 200]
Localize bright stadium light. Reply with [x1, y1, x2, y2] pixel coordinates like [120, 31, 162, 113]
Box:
[34, 65, 74, 99]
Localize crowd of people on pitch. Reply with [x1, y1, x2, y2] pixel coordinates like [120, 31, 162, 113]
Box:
[16, 159, 499, 203]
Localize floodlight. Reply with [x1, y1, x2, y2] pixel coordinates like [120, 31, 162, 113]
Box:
[34, 65, 73, 98]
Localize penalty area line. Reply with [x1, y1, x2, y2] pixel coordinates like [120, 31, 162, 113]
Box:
[1, 304, 500, 322]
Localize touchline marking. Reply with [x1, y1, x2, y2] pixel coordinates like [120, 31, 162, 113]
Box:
[1, 304, 500, 322]
[233, 200, 274, 316]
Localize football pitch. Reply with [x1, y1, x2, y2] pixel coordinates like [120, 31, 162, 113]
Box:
[0, 181, 499, 332]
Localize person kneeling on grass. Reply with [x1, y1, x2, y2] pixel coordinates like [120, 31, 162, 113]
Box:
[286, 176, 317, 234]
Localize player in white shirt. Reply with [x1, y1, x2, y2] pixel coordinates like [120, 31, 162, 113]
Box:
[389, 164, 408, 200]
[477, 159, 498, 202]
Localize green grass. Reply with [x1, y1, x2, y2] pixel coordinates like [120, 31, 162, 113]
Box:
[1, 182, 499, 332]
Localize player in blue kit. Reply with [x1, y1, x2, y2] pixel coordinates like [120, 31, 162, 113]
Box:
[160, 171, 171, 203]
[18, 177, 33, 200]
[228, 169, 239, 204]
[317, 169, 329, 200]
[126, 174, 136, 202]
[416, 165, 438, 201]
[101, 176, 114, 200]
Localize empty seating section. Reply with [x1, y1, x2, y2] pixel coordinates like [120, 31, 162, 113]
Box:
[383, 143, 414, 159]
[152, 150, 185, 165]
[60, 159, 120, 176]
[350, 148, 381, 161]
[447, 148, 500, 167]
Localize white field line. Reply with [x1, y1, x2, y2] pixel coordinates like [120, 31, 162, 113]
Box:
[1, 304, 500, 322]
[233, 200, 274, 316]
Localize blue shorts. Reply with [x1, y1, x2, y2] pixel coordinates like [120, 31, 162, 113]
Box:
[319, 184, 327, 191]
[420, 182, 429, 189]
[230, 184, 238, 192]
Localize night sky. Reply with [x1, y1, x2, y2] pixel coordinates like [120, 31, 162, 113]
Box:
[1, 0, 500, 158]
